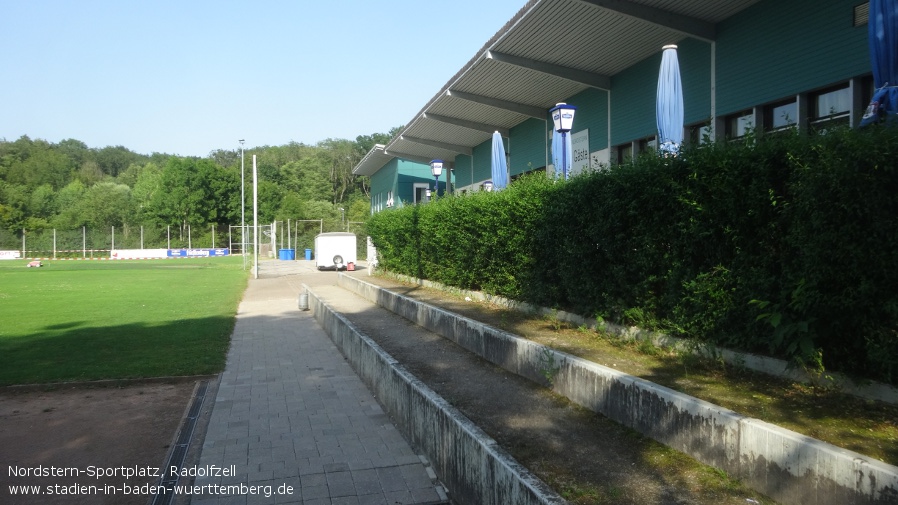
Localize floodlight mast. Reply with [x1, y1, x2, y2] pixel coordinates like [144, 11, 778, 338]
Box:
[239, 139, 246, 270]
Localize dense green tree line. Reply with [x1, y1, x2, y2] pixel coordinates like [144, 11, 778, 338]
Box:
[0, 129, 399, 242]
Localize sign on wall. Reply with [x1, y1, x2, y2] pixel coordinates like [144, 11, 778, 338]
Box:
[0, 250, 21, 260]
[571, 129, 590, 177]
[168, 249, 230, 257]
[591, 148, 610, 170]
[111, 249, 169, 259]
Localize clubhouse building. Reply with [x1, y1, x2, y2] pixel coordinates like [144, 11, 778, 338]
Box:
[353, 0, 875, 212]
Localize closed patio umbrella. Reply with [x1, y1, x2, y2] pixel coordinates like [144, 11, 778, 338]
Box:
[656, 44, 684, 155]
[491, 131, 509, 190]
[551, 130, 572, 178]
[861, 0, 898, 126]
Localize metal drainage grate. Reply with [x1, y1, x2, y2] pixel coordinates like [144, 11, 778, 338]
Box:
[150, 380, 208, 505]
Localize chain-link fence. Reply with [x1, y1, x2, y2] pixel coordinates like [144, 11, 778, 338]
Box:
[272, 219, 323, 257]
[1, 221, 370, 260]
[0, 225, 263, 259]
[270, 219, 369, 260]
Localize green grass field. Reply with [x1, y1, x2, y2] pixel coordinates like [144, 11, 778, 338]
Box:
[0, 257, 248, 386]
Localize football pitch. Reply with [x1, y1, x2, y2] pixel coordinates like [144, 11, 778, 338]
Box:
[0, 257, 248, 386]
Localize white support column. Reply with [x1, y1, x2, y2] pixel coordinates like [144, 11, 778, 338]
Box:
[253, 155, 259, 279]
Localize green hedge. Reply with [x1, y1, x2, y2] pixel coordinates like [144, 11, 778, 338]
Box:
[366, 126, 898, 384]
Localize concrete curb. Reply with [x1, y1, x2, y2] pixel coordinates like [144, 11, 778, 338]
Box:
[376, 271, 898, 404]
[338, 273, 898, 505]
[303, 283, 566, 505]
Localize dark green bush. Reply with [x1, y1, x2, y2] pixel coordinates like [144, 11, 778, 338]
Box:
[366, 126, 898, 384]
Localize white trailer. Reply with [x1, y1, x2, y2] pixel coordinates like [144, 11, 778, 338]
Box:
[314, 232, 357, 271]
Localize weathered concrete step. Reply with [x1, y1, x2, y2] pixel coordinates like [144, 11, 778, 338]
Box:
[304, 283, 566, 505]
[334, 273, 898, 505]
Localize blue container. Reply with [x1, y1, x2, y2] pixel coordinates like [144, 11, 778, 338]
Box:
[278, 249, 295, 261]
[304, 248, 312, 260]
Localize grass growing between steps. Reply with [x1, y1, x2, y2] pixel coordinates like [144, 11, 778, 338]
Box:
[367, 272, 898, 467]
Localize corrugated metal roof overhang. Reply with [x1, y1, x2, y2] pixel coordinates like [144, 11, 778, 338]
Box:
[353, 0, 762, 177]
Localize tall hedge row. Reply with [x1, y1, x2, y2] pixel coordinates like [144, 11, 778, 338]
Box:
[366, 126, 898, 384]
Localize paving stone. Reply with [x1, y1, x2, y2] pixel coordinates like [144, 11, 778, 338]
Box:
[194, 266, 443, 504]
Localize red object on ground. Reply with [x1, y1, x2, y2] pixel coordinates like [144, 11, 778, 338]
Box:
[347, 262, 355, 271]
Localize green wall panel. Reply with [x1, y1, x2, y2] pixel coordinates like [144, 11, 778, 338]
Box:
[679, 38, 712, 125]
[369, 158, 433, 210]
[369, 159, 396, 211]
[472, 141, 492, 185]
[716, 0, 870, 115]
[610, 54, 659, 145]
[509, 118, 548, 176]
[567, 87, 609, 152]
[454, 154, 473, 189]
[396, 159, 433, 204]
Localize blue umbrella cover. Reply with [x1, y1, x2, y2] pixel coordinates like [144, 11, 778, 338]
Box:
[491, 131, 509, 190]
[656, 44, 684, 154]
[861, 0, 898, 126]
[551, 130, 573, 179]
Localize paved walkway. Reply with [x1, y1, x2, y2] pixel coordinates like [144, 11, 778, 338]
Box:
[191, 261, 444, 505]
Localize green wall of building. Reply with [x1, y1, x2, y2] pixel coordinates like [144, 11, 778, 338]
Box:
[716, 0, 869, 115]
[509, 118, 548, 176]
[568, 87, 610, 152]
[610, 52, 658, 145]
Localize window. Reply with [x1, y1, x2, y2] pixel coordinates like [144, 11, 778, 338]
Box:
[764, 100, 798, 132]
[861, 74, 876, 108]
[413, 183, 429, 204]
[613, 143, 632, 164]
[510, 165, 544, 182]
[689, 123, 712, 144]
[637, 136, 657, 154]
[810, 84, 851, 129]
[854, 2, 870, 27]
[725, 110, 754, 138]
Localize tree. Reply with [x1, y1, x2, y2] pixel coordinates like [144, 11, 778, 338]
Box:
[0, 131, 388, 234]
[146, 158, 237, 231]
[0, 183, 29, 232]
[56, 139, 91, 168]
[346, 197, 370, 225]
[147, 158, 204, 231]
[76, 160, 106, 186]
[277, 191, 304, 220]
[95, 145, 143, 178]
[256, 180, 283, 224]
[131, 163, 162, 221]
[80, 182, 132, 228]
[28, 184, 57, 219]
[280, 156, 331, 202]
[52, 180, 88, 228]
[5, 142, 73, 190]
[208, 148, 239, 169]
[318, 138, 358, 204]
[116, 162, 145, 188]
[354, 130, 395, 154]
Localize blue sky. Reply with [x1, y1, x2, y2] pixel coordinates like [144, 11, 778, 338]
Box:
[0, 0, 524, 157]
